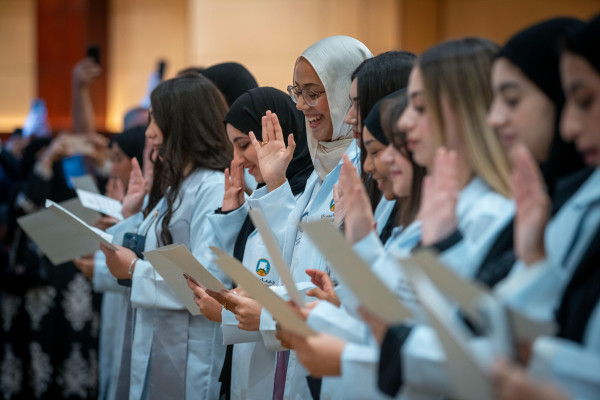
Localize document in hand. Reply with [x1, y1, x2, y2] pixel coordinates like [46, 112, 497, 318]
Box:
[17, 199, 116, 265]
[408, 268, 494, 400]
[211, 246, 316, 337]
[76, 189, 124, 220]
[405, 250, 555, 343]
[70, 174, 100, 193]
[248, 208, 304, 306]
[143, 244, 228, 315]
[300, 220, 412, 324]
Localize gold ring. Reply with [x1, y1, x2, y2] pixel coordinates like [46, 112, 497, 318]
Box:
[261, 141, 268, 145]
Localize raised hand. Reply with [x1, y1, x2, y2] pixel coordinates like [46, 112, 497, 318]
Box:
[339, 154, 376, 244]
[249, 110, 296, 192]
[511, 144, 549, 265]
[305, 269, 340, 306]
[106, 176, 125, 202]
[332, 183, 346, 227]
[420, 148, 459, 246]
[185, 275, 223, 322]
[72, 58, 101, 87]
[122, 158, 148, 219]
[222, 159, 245, 212]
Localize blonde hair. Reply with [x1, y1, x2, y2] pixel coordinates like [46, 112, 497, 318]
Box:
[418, 37, 512, 198]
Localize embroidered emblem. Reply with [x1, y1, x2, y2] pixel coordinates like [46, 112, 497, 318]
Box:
[62, 274, 92, 331]
[25, 287, 57, 330]
[330, 198, 335, 212]
[256, 259, 270, 276]
[1, 344, 23, 397]
[57, 343, 93, 398]
[2, 295, 22, 331]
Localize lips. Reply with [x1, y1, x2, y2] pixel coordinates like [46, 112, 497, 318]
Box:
[406, 139, 419, 152]
[499, 132, 517, 148]
[306, 114, 323, 129]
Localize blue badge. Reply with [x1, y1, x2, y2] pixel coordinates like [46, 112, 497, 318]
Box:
[330, 198, 335, 212]
[256, 259, 270, 276]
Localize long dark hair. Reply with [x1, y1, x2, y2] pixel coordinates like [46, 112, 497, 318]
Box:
[144, 75, 232, 245]
[351, 51, 416, 211]
[381, 92, 427, 228]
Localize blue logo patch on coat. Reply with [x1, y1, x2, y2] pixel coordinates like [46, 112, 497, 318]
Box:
[256, 259, 270, 276]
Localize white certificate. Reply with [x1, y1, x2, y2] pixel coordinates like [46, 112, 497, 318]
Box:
[17, 199, 116, 265]
[300, 220, 412, 324]
[76, 189, 123, 220]
[211, 246, 316, 337]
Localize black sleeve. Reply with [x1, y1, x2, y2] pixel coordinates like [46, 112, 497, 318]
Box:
[413, 229, 463, 254]
[378, 324, 414, 397]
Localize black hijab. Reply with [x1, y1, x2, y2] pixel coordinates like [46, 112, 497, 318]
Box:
[497, 17, 585, 198]
[225, 87, 313, 261]
[202, 63, 259, 107]
[111, 125, 146, 169]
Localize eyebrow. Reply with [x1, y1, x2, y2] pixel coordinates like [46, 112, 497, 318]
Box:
[498, 81, 520, 92]
[567, 80, 585, 95]
[233, 136, 250, 143]
[363, 139, 375, 146]
[294, 81, 321, 89]
[410, 91, 422, 100]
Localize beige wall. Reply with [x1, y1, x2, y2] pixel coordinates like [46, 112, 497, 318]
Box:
[106, 0, 188, 132]
[2, 0, 599, 133]
[0, 0, 36, 133]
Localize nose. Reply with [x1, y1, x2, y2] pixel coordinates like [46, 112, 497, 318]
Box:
[397, 108, 413, 132]
[295, 94, 309, 111]
[560, 105, 580, 143]
[363, 153, 374, 174]
[344, 104, 357, 126]
[487, 99, 506, 129]
[381, 145, 394, 165]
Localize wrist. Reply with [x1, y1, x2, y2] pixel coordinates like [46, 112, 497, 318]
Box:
[128, 257, 139, 276]
[265, 177, 286, 192]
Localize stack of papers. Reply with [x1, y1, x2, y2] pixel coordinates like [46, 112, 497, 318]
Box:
[300, 220, 413, 324]
[211, 246, 316, 337]
[17, 199, 116, 265]
[76, 189, 123, 220]
[144, 244, 228, 315]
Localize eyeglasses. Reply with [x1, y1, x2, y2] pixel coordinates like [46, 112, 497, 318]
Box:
[287, 85, 325, 107]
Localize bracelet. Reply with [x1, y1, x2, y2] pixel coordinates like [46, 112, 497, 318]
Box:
[128, 257, 139, 275]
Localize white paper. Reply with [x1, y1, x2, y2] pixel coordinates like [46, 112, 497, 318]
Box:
[146, 244, 228, 292]
[143, 245, 204, 315]
[408, 268, 494, 400]
[59, 197, 102, 226]
[406, 249, 555, 343]
[248, 208, 304, 306]
[300, 220, 412, 324]
[70, 174, 100, 193]
[76, 189, 123, 220]
[211, 246, 316, 337]
[17, 200, 116, 265]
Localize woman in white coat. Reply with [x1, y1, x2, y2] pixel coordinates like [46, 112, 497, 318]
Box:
[186, 86, 314, 400]
[100, 74, 232, 400]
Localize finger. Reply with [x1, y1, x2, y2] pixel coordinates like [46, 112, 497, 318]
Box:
[272, 113, 285, 142]
[130, 157, 143, 179]
[249, 131, 262, 154]
[265, 112, 276, 143]
[232, 160, 245, 189]
[285, 134, 296, 158]
[224, 168, 231, 191]
[205, 290, 227, 306]
[219, 290, 242, 307]
[305, 287, 328, 301]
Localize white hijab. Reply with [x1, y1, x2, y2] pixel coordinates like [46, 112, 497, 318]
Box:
[299, 36, 372, 180]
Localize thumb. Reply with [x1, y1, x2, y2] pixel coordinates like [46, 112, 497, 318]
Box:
[286, 134, 296, 157]
[249, 131, 262, 154]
